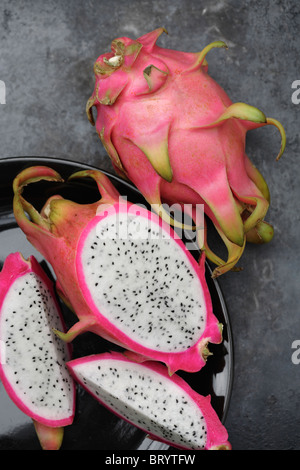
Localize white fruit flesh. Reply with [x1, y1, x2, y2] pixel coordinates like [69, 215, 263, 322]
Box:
[71, 357, 208, 449]
[80, 210, 206, 352]
[0, 272, 74, 423]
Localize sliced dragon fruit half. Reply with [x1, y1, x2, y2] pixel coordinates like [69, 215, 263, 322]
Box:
[0, 252, 76, 449]
[13, 167, 223, 375]
[68, 352, 231, 450]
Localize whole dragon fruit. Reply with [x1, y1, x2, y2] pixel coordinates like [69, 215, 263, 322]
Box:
[13, 166, 222, 374]
[0, 252, 75, 450]
[86, 27, 286, 277]
[68, 351, 231, 450]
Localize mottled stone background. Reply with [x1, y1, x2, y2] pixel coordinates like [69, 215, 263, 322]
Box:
[0, 0, 299, 450]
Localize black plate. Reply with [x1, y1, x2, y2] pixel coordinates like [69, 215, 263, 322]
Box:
[0, 157, 233, 450]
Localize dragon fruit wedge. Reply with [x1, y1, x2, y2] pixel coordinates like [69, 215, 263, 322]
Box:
[13, 165, 222, 375]
[0, 252, 75, 450]
[86, 27, 286, 277]
[67, 351, 231, 450]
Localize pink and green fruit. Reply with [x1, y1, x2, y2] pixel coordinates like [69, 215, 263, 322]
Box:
[13, 166, 222, 375]
[0, 252, 75, 449]
[87, 28, 286, 277]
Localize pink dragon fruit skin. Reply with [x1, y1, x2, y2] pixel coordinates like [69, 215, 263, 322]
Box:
[33, 422, 64, 451]
[13, 166, 222, 375]
[67, 351, 231, 450]
[0, 252, 75, 450]
[86, 27, 286, 277]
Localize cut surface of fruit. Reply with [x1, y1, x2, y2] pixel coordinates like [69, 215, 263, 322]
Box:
[77, 204, 209, 353]
[0, 253, 75, 427]
[68, 352, 231, 450]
